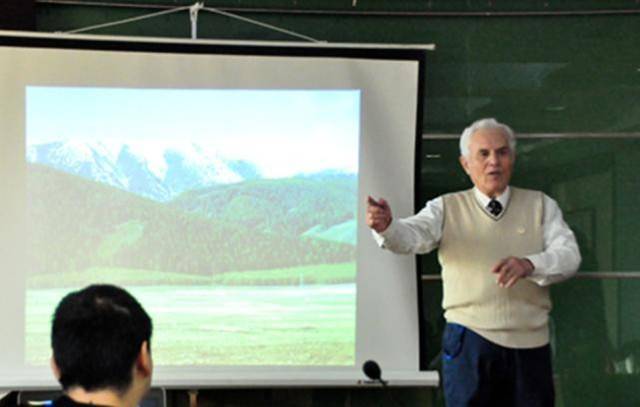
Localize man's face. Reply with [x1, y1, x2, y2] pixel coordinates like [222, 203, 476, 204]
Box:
[459, 128, 514, 197]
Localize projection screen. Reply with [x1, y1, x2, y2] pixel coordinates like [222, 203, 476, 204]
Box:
[0, 32, 432, 388]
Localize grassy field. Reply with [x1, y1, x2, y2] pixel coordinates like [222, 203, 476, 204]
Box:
[26, 282, 356, 366]
[27, 262, 355, 288]
[209, 263, 355, 286]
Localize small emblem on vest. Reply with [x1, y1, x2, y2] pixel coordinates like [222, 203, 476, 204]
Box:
[517, 226, 526, 234]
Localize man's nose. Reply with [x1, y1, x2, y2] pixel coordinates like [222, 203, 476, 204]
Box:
[487, 153, 499, 165]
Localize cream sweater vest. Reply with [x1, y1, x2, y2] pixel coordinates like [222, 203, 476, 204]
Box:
[439, 187, 550, 348]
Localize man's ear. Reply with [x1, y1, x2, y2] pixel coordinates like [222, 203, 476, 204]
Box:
[50, 356, 61, 380]
[135, 341, 152, 377]
[459, 155, 470, 175]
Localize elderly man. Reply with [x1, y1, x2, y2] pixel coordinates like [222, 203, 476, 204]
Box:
[366, 118, 580, 407]
[49, 284, 153, 407]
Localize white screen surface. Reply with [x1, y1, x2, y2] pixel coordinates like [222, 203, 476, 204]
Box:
[0, 33, 429, 388]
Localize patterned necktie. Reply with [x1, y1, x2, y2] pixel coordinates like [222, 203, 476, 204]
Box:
[487, 199, 503, 216]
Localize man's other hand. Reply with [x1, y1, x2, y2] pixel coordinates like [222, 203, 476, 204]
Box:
[366, 196, 392, 233]
[491, 257, 534, 288]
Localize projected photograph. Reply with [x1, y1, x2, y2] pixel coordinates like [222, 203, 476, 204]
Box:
[25, 87, 359, 366]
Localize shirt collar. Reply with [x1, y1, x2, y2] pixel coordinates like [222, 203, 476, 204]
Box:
[473, 186, 510, 213]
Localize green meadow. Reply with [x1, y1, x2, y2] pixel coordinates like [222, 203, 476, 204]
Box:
[27, 262, 355, 288]
[26, 264, 356, 366]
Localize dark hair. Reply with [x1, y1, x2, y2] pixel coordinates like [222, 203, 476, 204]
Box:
[51, 284, 152, 393]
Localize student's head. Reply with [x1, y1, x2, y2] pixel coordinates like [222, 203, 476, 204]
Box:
[51, 284, 153, 397]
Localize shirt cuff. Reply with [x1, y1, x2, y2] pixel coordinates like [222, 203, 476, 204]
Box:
[524, 254, 550, 285]
[371, 219, 397, 248]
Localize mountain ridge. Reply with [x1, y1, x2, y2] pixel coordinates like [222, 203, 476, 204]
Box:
[27, 140, 263, 201]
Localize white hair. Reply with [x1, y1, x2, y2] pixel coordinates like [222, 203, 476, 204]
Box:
[459, 118, 516, 157]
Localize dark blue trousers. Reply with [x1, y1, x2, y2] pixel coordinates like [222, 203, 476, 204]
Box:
[442, 323, 555, 407]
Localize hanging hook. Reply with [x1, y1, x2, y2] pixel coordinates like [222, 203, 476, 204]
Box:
[189, 2, 204, 39]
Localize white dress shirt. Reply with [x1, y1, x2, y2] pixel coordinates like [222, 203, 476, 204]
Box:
[373, 186, 581, 286]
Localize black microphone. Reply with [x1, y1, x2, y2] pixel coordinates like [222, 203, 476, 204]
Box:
[362, 360, 385, 384]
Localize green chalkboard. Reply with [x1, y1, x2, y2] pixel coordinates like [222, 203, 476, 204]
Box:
[28, 2, 640, 406]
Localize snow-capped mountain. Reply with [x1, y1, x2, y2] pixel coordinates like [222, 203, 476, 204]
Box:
[163, 144, 244, 196]
[116, 144, 170, 200]
[27, 140, 127, 189]
[27, 140, 260, 201]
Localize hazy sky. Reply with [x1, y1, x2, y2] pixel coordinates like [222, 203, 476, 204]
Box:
[26, 87, 360, 178]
